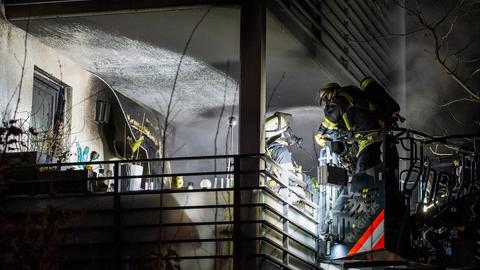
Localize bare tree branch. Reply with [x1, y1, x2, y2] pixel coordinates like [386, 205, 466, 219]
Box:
[266, 72, 286, 111]
[411, 0, 480, 101]
[471, 68, 480, 78]
[439, 98, 480, 107]
[160, 7, 212, 162]
[439, 15, 458, 51]
[446, 105, 468, 125]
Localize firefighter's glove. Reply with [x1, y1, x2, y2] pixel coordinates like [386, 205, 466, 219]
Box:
[392, 111, 406, 123]
[315, 133, 327, 148]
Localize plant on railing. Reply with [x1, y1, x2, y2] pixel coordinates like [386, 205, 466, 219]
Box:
[128, 135, 145, 161]
[120, 135, 145, 191]
[31, 122, 72, 164]
[0, 116, 73, 166]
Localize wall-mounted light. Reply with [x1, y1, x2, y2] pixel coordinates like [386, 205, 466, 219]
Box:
[95, 100, 110, 124]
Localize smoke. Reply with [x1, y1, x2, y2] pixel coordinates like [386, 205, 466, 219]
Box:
[403, 1, 480, 136]
[364, 1, 480, 137]
[28, 19, 238, 124]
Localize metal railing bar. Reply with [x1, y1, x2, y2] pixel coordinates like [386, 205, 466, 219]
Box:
[4, 203, 234, 216]
[259, 254, 297, 270]
[5, 204, 316, 237]
[237, 203, 318, 233]
[4, 0, 92, 7]
[57, 238, 234, 248]
[3, 187, 235, 200]
[229, 203, 318, 234]
[56, 255, 234, 265]
[255, 236, 318, 269]
[124, 255, 234, 261]
[260, 184, 317, 210]
[126, 221, 233, 228]
[262, 172, 317, 207]
[3, 192, 117, 200]
[118, 187, 234, 195]
[240, 184, 316, 210]
[263, 204, 318, 237]
[5, 153, 264, 168]
[6, 221, 235, 233]
[262, 155, 307, 187]
[262, 220, 317, 253]
[123, 238, 233, 245]
[260, 187, 318, 221]
[121, 204, 234, 211]
[4, 170, 256, 183]
[5, 219, 316, 241]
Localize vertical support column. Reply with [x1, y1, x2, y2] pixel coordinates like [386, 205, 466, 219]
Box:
[239, 0, 266, 155]
[234, 1, 266, 269]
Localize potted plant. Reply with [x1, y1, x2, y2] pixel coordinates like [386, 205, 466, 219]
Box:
[120, 135, 145, 191]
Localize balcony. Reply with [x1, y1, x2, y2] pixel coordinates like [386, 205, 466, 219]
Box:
[2, 154, 320, 270]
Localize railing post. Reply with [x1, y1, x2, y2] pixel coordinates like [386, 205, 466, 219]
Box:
[233, 156, 241, 270]
[282, 199, 289, 266]
[113, 161, 122, 269]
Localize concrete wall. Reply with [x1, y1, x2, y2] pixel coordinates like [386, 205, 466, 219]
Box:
[0, 10, 112, 161]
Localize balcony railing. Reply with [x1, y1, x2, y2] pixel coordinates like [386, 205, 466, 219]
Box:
[1, 154, 320, 270]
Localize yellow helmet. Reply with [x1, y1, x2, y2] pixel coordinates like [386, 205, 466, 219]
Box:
[265, 112, 291, 139]
[318, 82, 340, 105]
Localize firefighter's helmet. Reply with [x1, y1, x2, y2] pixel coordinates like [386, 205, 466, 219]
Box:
[318, 82, 340, 105]
[265, 112, 291, 139]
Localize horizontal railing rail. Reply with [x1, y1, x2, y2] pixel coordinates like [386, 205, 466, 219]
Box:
[1, 153, 321, 270]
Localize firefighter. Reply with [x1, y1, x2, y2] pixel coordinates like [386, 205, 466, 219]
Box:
[265, 112, 300, 174]
[314, 82, 383, 175]
[265, 112, 307, 193]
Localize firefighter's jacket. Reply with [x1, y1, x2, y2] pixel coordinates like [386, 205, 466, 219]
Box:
[266, 139, 295, 172]
[318, 86, 381, 156]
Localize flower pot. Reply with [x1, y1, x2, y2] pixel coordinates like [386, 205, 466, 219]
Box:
[120, 164, 144, 191]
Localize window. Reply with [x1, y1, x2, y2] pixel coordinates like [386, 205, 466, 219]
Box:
[31, 67, 66, 134]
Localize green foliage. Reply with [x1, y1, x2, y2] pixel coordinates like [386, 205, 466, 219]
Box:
[128, 135, 145, 160]
[310, 176, 320, 192]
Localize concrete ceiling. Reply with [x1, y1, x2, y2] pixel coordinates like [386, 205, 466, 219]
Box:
[12, 6, 332, 163]
[14, 6, 332, 120]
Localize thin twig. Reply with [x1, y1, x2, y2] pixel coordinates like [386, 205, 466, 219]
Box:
[446, 105, 468, 126]
[161, 7, 212, 162]
[12, 15, 30, 120]
[157, 6, 212, 261]
[266, 72, 286, 111]
[438, 98, 480, 107]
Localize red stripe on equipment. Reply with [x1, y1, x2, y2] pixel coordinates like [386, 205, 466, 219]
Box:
[372, 235, 385, 251]
[348, 209, 385, 255]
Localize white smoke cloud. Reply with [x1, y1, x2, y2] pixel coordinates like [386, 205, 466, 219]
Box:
[33, 21, 238, 124]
